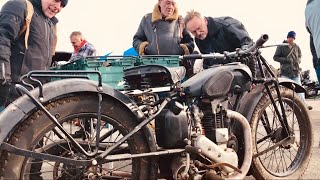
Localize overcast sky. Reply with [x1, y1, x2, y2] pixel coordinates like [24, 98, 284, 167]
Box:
[0, 0, 316, 80]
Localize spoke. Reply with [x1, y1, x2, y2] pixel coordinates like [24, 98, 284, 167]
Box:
[268, 147, 276, 170]
[260, 142, 272, 166]
[273, 147, 281, 173]
[279, 148, 288, 172]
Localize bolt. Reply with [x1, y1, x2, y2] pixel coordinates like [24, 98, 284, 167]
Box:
[87, 173, 95, 180]
[11, 106, 17, 112]
[97, 86, 103, 92]
[92, 159, 97, 166]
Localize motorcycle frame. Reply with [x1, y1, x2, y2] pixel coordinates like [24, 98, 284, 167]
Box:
[0, 45, 305, 167]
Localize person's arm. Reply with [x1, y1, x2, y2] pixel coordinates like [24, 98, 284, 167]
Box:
[84, 43, 97, 56]
[133, 15, 149, 55]
[297, 44, 302, 64]
[0, 0, 26, 82]
[273, 46, 289, 63]
[180, 28, 194, 54]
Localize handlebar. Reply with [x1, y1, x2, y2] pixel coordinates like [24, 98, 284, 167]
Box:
[181, 34, 269, 60]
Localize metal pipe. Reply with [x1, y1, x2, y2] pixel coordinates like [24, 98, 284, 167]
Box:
[225, 110, 252, 180]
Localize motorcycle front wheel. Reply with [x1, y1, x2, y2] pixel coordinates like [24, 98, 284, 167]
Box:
[0, 93, 155, 179]
[250, 86, 313, 179]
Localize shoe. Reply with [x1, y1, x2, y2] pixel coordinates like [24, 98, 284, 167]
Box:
[308, 106, 313, 110]
[71, 129, 85, 138]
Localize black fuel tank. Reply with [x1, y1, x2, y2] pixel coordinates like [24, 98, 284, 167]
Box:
[181, 63, 252, 98]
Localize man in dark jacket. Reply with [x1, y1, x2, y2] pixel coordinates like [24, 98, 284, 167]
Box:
[273, 31, 302, 80]
[133, 0, 194, 55]
[184, 10, 253, 68]
[273, 31, 313, 110]
[0, 0, 68, 109]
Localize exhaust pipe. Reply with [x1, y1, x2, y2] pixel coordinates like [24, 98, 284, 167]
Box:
[193, 110, 252, 179]
[225, 110, 252, 180]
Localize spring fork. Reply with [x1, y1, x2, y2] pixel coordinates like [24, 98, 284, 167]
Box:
[264, 82, 290, 137]
[258, 55, 291, 137]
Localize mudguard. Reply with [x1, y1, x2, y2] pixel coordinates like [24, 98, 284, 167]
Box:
[237, 79, 305, 123]
[0, 79, 156, 151]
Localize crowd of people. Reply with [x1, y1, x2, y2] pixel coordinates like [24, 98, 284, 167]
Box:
[1, 0, 318, 111]
[0, 0, 318, 178]
[0, 0, 319, 109]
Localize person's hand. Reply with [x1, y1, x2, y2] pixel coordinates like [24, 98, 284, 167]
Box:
[138, 41, 149, 55]
[180, 44, 190, 55]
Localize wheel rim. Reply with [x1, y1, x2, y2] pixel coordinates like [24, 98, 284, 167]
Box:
[255, 98, 309, 176]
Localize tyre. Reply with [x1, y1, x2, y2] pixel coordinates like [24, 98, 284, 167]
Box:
[250, 87, 313, 179]
[0, 93, 154, 179]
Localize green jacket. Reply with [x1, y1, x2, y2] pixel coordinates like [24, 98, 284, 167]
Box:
[273, 41, 302, 78]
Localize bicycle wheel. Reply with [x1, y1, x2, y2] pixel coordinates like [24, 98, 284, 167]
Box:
[250, 87, 313, 179]
[0, 93, 154, 179]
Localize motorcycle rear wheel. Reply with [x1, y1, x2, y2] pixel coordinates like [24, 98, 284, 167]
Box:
[0, 93, 154, 179]
[250, 87, 313, 179]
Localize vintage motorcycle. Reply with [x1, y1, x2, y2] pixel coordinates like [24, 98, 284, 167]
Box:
[0, 34, 313, 180]
[301, 69, 319, 98]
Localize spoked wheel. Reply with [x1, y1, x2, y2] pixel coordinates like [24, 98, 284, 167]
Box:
[250, 87, 313, 179]
[0, 93, 154, 179]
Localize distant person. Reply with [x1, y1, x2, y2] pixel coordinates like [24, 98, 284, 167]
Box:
[69, 31, 97, 138]
[184, 10, 253, 69]
[133, 0, 194, 56]
[69, 31, 96, 61]
[273, 31, 312, 109]
[305, 0, 320, 84]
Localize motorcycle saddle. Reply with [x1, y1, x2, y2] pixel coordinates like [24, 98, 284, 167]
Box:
[124, 65, 186, 88]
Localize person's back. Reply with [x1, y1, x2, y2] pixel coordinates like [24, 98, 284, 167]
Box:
[184, 10, 252, 67]
[133, 0, 194, 55]
[200, 17, 251, 54]
[184, 11, 252, 54]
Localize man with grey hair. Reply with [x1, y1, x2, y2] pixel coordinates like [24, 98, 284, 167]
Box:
[184, 10, 252, 68]
[69, 31, 96, 61]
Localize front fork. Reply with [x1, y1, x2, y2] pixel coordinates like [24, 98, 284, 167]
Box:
[264, 81, 291, 137]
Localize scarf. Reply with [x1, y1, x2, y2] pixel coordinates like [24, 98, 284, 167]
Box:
[74, 40, 87, 52]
